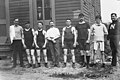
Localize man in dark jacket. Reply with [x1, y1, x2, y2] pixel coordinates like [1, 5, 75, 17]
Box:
[108, 13, 120, 67]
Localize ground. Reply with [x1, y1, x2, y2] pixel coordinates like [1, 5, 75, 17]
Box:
[0, 59, 120, 80]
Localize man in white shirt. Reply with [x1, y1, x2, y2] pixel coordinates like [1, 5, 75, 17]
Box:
[90, 15, 108, 67]
[46, 21, 60, 67]
[9, 19, 24, 68]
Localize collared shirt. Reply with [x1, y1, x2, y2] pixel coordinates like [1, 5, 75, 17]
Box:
[46, 27, 60, 39]
[90, 23, 108, 41]
[9, 25, 23, 43]
[14, 26, 23, 40]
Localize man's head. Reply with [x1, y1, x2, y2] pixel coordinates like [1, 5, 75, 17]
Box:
[49, 21, 55, 27]
[25, 21, 30, 29]
[111, 13, 117, 21]
[66, 19, 71, 26]
[78, 13, 85, 22]
[38, 22, 43, 29]
[95, 15, 102, 24]
[14, 18, 19, 26]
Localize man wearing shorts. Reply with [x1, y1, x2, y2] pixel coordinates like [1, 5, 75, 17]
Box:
[75, 13, 91, 68]
[90, 15, 108, 67]
[22, 22, 36, 68]
[62, 19, 77, 68]
[34, 22, 48, 68]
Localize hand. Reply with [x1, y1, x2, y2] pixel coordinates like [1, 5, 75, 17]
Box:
[36, 45, 39, 48]
[62, 44, 64, 48]
[32, 43, 34, 47]
[52, 39, 56, 43]
[86, 40, 90, 43]
[76, 42, 79, 45]
[23, 44, 27, 49]
[73, 42, 77, 47]
[106, 40, 110, 45]
[42, 44, 46, 48]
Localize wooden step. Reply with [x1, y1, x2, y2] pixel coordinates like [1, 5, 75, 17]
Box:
[0, 42, 12, 57]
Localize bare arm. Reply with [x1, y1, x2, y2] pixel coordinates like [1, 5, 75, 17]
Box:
[73, 27, 77, 44]
[34, 31, 39, 48]
[62, 28, 65, 46]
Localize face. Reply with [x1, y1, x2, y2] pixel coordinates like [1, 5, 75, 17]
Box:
[14, 21, 19, 26]
[49, 21, 55, 26]
[66, 20, 71, 26]
[111, 14, 117, 21]
[95, 18, 101, 24]
[38, 23, 43, 29]
[25, 24, 30, 29]
[79, 16, 84, 22]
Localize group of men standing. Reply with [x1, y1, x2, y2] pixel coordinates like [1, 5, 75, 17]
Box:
[9, 13, 120, 69]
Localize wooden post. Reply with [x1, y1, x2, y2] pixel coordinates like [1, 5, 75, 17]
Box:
[42, 0, 46, 30]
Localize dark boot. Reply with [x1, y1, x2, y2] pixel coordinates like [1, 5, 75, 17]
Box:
[86, 56, 90, 68]
[80, 55, 85, 68]
[32, 64, 36, 68]
[27, 64, 32, 68]
[38, 63, 41, 67]
[72, 63, 75, 68]
[45, 63, 49, 68]
[63, 63, 67, 68]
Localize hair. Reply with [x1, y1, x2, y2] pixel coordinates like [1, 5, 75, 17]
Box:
[111, 13, 117, 17]
[38, 22, 43, 25]
[66, 18, 71, 21]
[49, 20, 54, 24]
[25, 21, 30, 24]
[78, 13, 84, 17]
[95, 15, 102, 20]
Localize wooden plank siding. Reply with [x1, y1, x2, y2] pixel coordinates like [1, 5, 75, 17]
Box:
[55, 0, 81, 29]
[9, 0, 29, 27]
[81, 0, 91, 23]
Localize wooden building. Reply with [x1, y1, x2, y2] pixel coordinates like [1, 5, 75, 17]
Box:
[0, 0, 100, 56]
[0, 0, 101, 37]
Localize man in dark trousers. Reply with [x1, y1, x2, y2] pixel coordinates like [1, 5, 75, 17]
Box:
[108, 13, 120, 67]
[46, 21, 61, 67]
[9, 19, 24, 68]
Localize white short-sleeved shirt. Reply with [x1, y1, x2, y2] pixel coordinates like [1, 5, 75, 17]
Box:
[91, 23, 108, 41]
[14, 25, 23, 40]
[46, 27, 60, 39]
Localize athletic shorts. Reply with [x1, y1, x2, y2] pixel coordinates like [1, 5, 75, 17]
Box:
[64, 39, 75, 49]
[25, 41, 34, 49]
[77, 39, 90, 50]
[93, 41, 104, 51]
[36, 42, 46, 49]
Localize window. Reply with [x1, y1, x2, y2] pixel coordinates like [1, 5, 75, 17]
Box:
[37, 0, 51, 20]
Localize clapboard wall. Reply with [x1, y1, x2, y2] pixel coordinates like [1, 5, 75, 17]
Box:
[55, 0, 81, 28]
[9, 0, 29, 27]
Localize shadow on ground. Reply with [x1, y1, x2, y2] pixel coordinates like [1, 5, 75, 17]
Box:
[49, 64, 113, 79]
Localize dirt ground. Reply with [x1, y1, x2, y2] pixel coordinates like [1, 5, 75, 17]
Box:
[0, 59, 120, 80]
